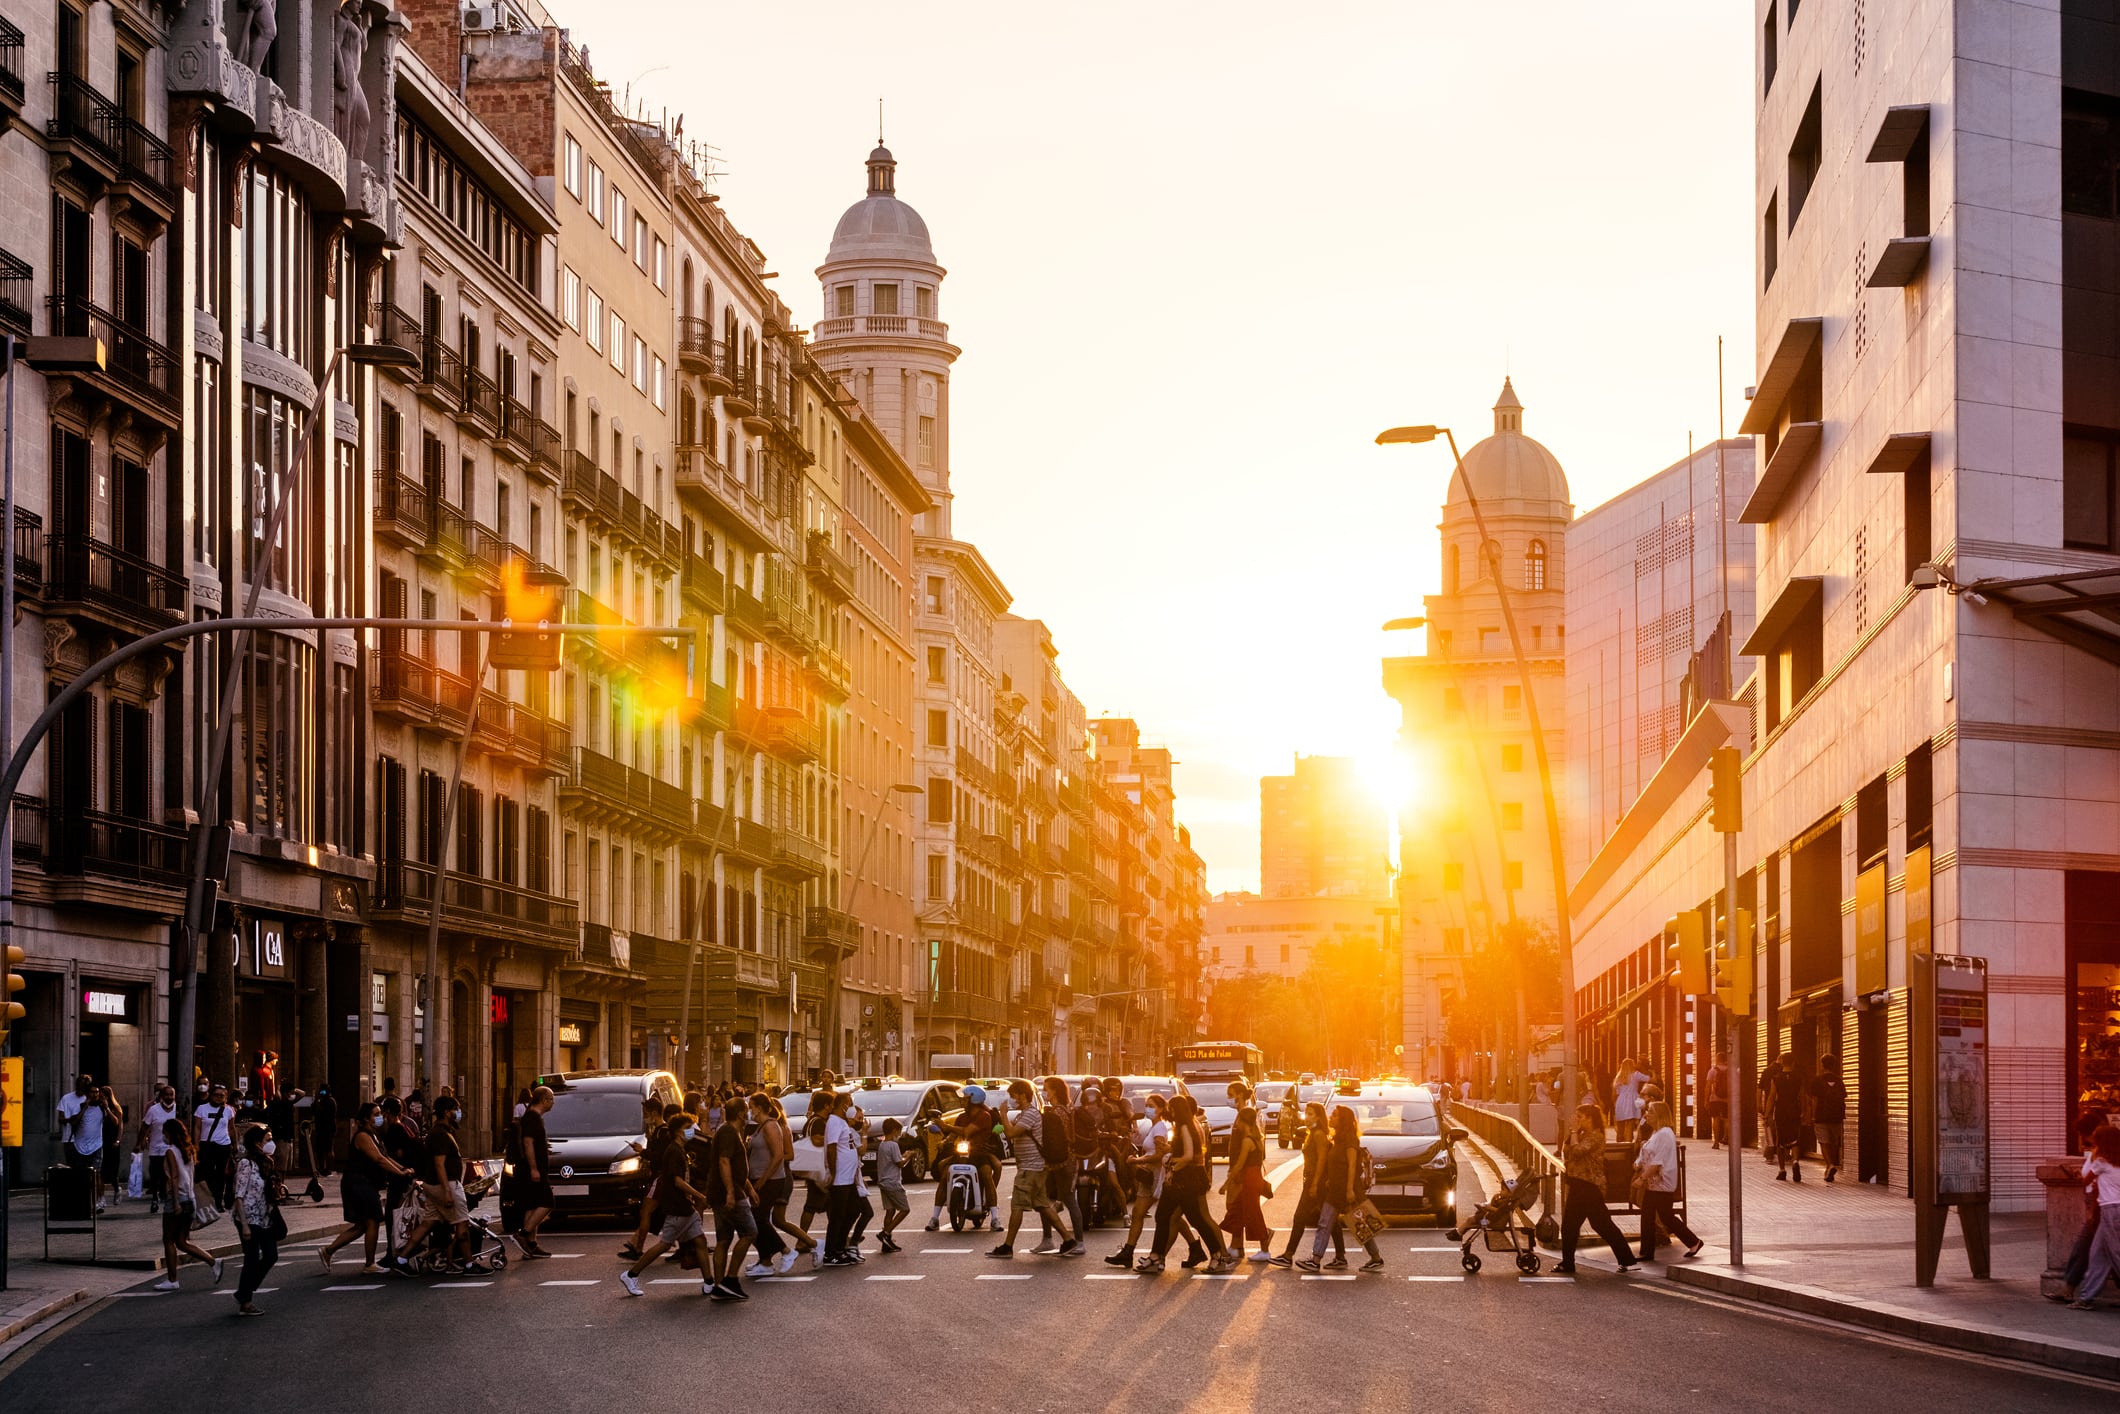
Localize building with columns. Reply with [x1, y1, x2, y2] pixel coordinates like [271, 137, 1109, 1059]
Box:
[1382, 380, 1571, 1089]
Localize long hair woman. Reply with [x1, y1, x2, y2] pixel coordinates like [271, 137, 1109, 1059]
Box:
[1557, 1102, 1638, 1275]
[1269, 1102, 1345, 1267]
[230, 1124, 285, 1314]
[1218, 1101, 1273, 1261]
[319, 1101, 411, 1274]
[1104, 1091, 1170, 1269]
[1298, 1106, 1383, 1274]
[151, 1118, 222, 1290]
[1634, 1101, 1703, 1261]
[1138, 1094, 1234, 1275]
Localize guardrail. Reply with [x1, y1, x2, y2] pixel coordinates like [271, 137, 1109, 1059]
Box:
[1453, 1100, 1562, 1220]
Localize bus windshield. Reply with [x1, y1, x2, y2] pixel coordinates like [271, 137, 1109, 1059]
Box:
[1169, 1042, 1264, 1085]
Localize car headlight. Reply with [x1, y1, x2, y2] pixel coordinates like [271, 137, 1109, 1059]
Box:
[1428, 1153, 1452, 1169]
[608, 1156, 642, 1175]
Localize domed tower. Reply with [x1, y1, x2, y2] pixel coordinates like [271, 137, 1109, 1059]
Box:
[812, 142, 962, 534]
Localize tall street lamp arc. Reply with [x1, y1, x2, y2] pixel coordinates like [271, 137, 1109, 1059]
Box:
[1376, 422, 1581, 1123]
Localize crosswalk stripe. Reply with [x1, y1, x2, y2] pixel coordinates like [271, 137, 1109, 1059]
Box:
[1407, 1275, 1466, 1282]
[756, 1275, 818, 1282]
[321, 1284, 383, 1291]
[436, 1282, 492, 1288]
[975, 1274, 1032, 1281]
[544, 1252, 585, 1259]
[920, 1248, 974, 1254]
[1300, 1274, 1356, 1281]
[1519, 1276, 1573, 1283]
[1084, 1273, 1140, 1280]
[1192, 1273, 1247, 1281]
[539, 1279, 601, 1286]
[648, 1278, 697, 1285]
[865, 1274, 923, 1282]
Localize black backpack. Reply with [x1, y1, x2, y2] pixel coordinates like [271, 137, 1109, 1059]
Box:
[1041, 1104, 1072, 1164]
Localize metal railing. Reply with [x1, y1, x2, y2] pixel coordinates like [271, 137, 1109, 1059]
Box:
[374, 472, 430, 545]
[0, 16, 23, 104]
[677, 319, 722, 373]
[47, 71, 120, 167]
[0, 246, 30, 334]
[119, 116, 174, 205]
[375, 858, 578, 946]
[12, 507, 40, 592]
[461, 365, 500, 430]
[373, 302, 424, 366]
[46, 296, 179, 412]
[46, 534, 186, 629]
[12, 795, 188, 886]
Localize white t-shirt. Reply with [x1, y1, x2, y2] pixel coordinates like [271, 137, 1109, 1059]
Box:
[823, 1114, 860, 1185]
[1638, 1127, 1679, 1193]
[2087, 1155, 2120, 1207]
[195, 1102, 234, 1146]
[58, 1093, 104, 1153]
[1145, 1118, 1170, 1155]
[144, 1101, 179, 1156]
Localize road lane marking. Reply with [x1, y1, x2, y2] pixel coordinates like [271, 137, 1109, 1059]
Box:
[113, 1291, 166, 1298]
[1192, 1273, 1247, 1281]
[1519, 1276, 1573, 1283]
[976, 1273, 1032, 1281]
[544, 1252, 585, 1259]
[539, 1279, 601, 1286]
[1406, 1245, 1459, 1252]
[866, 1274, 924, 1281]
[1267, 1157, 1304, 1189]
[1299, 1274, 1356, 1281]
[322, 1284, 383, 1291]
[1408, 1275, 1467, 1282]
[1084, 1273, 1140, 1280]
[920, 1248, 974, 1254]
[648, 1278, 697, 1285]
[755, 1275, 817, 1282]
[436, 1282, 492, 1288]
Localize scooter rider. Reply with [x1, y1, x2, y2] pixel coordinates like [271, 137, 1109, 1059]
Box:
[925, 1084, 1003, 1233]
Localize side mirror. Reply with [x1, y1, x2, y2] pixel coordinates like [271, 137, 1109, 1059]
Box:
[1448, 1127, 1469, 1143]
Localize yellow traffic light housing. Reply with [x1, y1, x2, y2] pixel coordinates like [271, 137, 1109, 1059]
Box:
[1, 942, 25, 1043]
[1709, 745, 1743, 834]
[1715, 908, 1754, 1016]
[1666, 912, 1708, 995]
[489, 565, 569, 672]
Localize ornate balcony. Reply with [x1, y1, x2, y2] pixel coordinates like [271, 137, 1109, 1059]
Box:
[735, 701, 820, 763]
[373, 859, 578, 951]
[0, 247, 29, 337]
[460, 365, 501, 434]
[372, 302, 424, 369]
[374, 472, 429, 549]
[687, 674, 733, 733]
[678, 318, 726, 385]
[46, 71, 119, 191]
[674, 442, 722, 498]
[931, 989, 1007, 1027]
[421, 337, 466, 411]
[681, 550, 724, 612]
[768, 828, 828, 881]
[11, 796, 187, 907]
[804, 529, 855, 601]
[725, 584, 767, 638]
[722, 365, 759, 422]
[44, 534, 185, 636]
[0, 17, 22, 128]
[112, 115, 175, 230]
[809, 644, 851, 702]
[45, 297, 180, 429]
[804, 905, 860, 962]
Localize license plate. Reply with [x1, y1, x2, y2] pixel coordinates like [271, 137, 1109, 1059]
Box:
[553, 1184, 590, 1196]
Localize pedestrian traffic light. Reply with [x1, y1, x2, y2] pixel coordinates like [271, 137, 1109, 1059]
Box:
[488, 565, 568, 671]
[1714, 909, 1754, 1016]
[1709, 745, 1743, 833]
[1664, 912, 1708, 995]
[1, 942, 24, 1044]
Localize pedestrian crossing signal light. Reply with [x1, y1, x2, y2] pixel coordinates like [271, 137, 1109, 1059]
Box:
[1709, 745, 1743, 834]
[1, 942, 25, 1043]
[1665, 912, 1708, 996]
[1714, 909, 1754, 1016]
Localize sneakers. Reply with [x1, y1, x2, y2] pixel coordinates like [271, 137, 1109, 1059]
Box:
[1265, 1254, 1293, 1269]
[152, 1278, 181, 1291]
[708, 1281, 732, 1301]
[1057, 1242, 1084, 1258]
[358, 1263, 383, 1275]
[986, 1244, 1014, 1259]
[774, 1249, 797, 1275]
[1774, 1169, 1787, 1181]
[1359, 1257, 1386, 1274]
[1246, 1249, 1274, 1262]
[924, 1219, 941, 1232]
[1295, 1257, 1321, 1273]
[1031, 1244, 1060, 1256]
[1206, 1253, 1238, 1274]
[211, 1258, 225, 1286]
[1791, 1167, 1804, 1182]
[617, 1244, 642, 1260]
[1824, 1167, 1838, 1183]
[879, 1236, 902, 1254]
[723, 1280, 750, 1302]
[1552, 1263, 1577, 1275]
[1324, 1256, 1349, 1271]
[744, 1262, 773, 1278]
[618, 1271, 644, 1297]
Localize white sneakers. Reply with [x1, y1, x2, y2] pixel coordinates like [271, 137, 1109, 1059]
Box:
[775, 1249, 797, 1275]
[1246, 1250, 1274, 1262]
[743, 1262, 773, 1278]
[618, 1271, 643, 1297]
[151, 1278, 180, 1291]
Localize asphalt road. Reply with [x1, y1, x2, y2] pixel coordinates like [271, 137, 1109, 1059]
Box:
[1, 1148, 2109, 1413]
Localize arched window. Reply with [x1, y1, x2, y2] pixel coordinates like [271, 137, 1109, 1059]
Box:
[680, 258, 693, 318]
[1525, 539, 1548, 590]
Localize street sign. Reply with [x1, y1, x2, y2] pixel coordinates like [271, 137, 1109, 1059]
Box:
[0, 1056, 21, 1146]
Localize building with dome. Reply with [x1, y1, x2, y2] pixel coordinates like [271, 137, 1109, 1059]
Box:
[1382, 380, 1574, 1089]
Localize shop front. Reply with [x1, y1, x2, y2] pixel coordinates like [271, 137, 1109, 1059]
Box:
[77, 979, 152, 1103]
[557, 1002, 598, 1072]
[234, 917, 295, 1101]
[2068, 870, 2120, 1147]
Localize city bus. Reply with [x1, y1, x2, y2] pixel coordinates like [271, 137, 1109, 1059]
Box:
[1169, 1041, 1266, 1089]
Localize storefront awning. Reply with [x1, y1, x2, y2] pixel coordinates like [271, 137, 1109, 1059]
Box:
[1975, 566, 2120, 669]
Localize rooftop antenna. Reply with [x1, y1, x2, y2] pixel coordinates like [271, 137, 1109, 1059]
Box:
[878, 97, 885, 145]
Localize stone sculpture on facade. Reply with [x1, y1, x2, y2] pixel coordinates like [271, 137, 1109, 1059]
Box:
[231, 0, 277, 72]
[334, 1, 372, 159]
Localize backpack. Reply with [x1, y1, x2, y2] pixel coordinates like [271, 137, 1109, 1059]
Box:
[1041, 1104, 1072, 1164]
[1353, 1144, 1376, 1197]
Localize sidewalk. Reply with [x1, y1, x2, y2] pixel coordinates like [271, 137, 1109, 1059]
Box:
[0, 1171, 350, 1360]
[1469, 1132, 2120, 1381]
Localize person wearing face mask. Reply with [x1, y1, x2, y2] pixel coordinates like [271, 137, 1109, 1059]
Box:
[393, 1098, 471, 1273]
[617, 1112, 715, 1297]
[319, 1102, 413, 1274]
[231, 1125, 286, 1314]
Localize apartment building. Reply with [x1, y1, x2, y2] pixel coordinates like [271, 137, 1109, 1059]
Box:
[1260, 754, 1389, 900]
[1383, 381, 1572, 1086]
[1201, 892, 1392, 985]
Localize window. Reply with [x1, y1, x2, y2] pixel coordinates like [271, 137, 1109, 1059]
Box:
[927, 852, 948, 903]
[587, 161, 604, 222]
[1525, 539, 1547, 589]
[924, 576, 945, 615]
[926, 710, 948, 748]
[1279, 943, 1290, 965]
[632, 334, 648, 392]
[1502, 861, 1525, 890]
[1501, 802, 1524, 830]
[926, 777, 953, 824]
[1763, 590, 1825, 731]
[585, 289, 604, 351]
[835, 285, 854, 318]
[562, 267, 581, 329]
[1764, 194, 1779, 288]
[652, 355, 667, 411]
[1479, 627, 1499, 654]
[564, 133, 582, 197]
[1763, 3, 1777, 94]
[873, 283, 899, 315]
[917, 416, 935, 467]
[2065, 431, 2119, 551]
[1501, 744, 1524, 772]
[610, 311, 626, 372]
[1442, 861, 1464, 891]
[1244, 946, 1255, 967]
[1788, 81, 1822, 230]
[2065, 89, 2120, 217]
[610, 188, 627, 247]
[653, 236, 668, 290]
[1903, 124, 1931, 237]
[916, 286, 935, 319]
[1502, 685, 1522, 714]
[1905, 445, 1932, 580]
[634, 214, 649, 270]
[927, 646, 946, 683]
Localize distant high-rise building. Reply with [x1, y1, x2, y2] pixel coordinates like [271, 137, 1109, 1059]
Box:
[1259, 755, 1389, 900]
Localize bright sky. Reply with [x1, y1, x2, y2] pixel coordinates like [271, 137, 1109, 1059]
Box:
[559, 1, 1757, 893]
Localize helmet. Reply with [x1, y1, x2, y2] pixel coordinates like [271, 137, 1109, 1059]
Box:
[962, 1084, 987, 1106]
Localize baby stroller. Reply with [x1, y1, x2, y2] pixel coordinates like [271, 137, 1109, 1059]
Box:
[395, 1166, 510, 1276]
[1445, 1174, 1543, 1275]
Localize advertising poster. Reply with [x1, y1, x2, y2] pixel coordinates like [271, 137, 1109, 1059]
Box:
[1934, 961, 1988, 1201]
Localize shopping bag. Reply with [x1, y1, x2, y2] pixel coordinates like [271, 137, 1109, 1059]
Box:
[127, 1153, 146, 1199]
[1349, 1200, 1387, 1246]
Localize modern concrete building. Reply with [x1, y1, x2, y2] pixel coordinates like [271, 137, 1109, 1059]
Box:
[1260, 754, 1388, 900]
[1562, 439, 1755, 1139]
[1383, 380, 1572, 1087]
[1570, 0, 2120, 1210]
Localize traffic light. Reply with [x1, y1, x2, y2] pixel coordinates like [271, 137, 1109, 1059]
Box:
[1714, 909, 1754, 1016]
[488, 565, 568, 671]
[1709, 745, 1743, 834]
[1665, 912, 1708, 995]
[1, 943, 24, 1044]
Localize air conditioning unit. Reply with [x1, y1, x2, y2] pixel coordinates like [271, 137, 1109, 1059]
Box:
[462, 4, 502, 33]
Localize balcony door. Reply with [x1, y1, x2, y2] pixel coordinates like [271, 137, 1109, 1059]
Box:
[111, 457, 148, 602]
[51, 198, 89, 335]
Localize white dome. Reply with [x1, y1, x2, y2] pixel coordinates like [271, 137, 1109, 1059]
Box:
[1448, 378, 1570, 507]
[825, 145, 936, 266]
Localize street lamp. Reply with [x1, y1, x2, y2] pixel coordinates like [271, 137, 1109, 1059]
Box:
[1375, 421, 1581, 1123]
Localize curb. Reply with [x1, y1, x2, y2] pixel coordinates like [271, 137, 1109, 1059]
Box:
[1661, 1263, 2120, 1383]
[0, 1290, 89, 1346]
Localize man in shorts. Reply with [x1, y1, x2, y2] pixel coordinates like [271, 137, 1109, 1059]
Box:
[617, 1113, 714, 1298]
[513, 1085, 556, 1257]
[705, 1097, 757, 1301]
[874, 1118, 911, 1252]
[987, 1080, 1072, 1259]
[394, 1097, 471, 1272]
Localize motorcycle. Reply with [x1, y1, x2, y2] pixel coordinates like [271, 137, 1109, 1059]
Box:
[938, 1134, 990, 1233]
[1074, 1140, 1127, 1231]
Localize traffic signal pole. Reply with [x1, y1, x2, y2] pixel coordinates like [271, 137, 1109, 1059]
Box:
[1725, 826, 1744, 1269]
